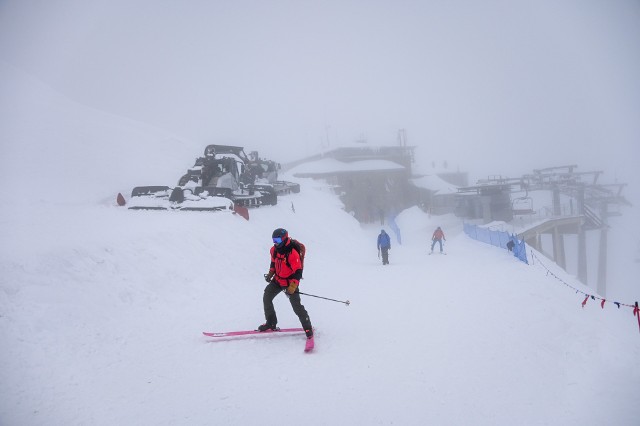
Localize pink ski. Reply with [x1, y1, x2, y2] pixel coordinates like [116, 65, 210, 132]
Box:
[203, 327, 304, 338]
[304, 337, 315, 352]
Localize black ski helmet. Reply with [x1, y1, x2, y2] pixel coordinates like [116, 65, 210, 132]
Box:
[272, 228, 289, 248]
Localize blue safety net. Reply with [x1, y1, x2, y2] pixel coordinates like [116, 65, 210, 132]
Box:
[463, 223, 528, 264]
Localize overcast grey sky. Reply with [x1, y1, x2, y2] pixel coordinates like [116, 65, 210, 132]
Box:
[1, 0, 639, 198]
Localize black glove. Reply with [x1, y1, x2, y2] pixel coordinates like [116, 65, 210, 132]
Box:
[264, 271, 275, 282]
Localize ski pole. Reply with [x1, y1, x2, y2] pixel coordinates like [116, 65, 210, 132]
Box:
[299, 291, 351, 306]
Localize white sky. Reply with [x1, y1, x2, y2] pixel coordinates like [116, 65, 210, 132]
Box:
[1, 0, 639, 201]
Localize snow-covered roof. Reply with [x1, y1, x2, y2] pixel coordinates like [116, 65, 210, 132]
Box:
[412, 162, 460, 176]
[289, 158, 405, 176]
[411, 174, 459, 194]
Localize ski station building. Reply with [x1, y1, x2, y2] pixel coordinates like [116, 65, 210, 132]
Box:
[285, 144, 466, 223]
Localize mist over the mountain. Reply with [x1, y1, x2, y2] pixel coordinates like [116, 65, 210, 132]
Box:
[1, 1, 639, 202]
[2, 1, 639, 302]
[1, 4, 640, 424]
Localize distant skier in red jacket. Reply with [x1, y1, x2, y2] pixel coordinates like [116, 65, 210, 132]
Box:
[430, 226, 446, 253]
[259, 228, 313, 341]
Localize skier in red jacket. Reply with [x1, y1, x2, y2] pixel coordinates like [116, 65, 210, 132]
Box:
[430, 226, 446, 253]
[259, 228, 313, 341]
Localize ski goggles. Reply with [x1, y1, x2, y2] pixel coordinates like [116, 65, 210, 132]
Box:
[272, 237, 283, 244]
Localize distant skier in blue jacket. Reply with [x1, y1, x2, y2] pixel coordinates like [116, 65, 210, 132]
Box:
[377, 229, 391, 265]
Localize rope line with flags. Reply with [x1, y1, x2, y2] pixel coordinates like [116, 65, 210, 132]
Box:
[529, 250, 639, 334]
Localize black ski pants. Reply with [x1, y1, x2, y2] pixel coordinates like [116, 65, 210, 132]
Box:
[263, 281, 312, 330]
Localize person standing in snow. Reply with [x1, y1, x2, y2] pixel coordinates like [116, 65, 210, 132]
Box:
[377, 229, 391, 265]
[430, 226, 446, 253]
[259, 228, 313, 341]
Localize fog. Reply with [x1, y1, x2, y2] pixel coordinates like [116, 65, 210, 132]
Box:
[1, 0, 639, 201]
[1, 5, 640, 421]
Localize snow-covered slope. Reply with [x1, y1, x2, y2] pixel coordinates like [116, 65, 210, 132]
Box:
[1, 65, 639, 426]
[0, 62, 198, 207]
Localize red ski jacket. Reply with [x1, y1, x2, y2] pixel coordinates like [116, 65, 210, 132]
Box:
[269, 240, 302, 287]
[432, 229, 445, 241]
